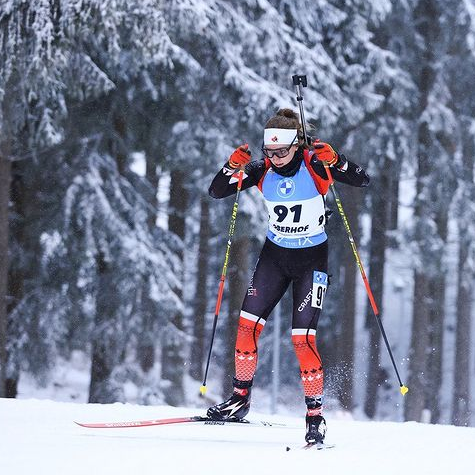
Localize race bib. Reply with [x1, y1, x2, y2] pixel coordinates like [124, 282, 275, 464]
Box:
[311, 271, 328, 309]
[266, 195, 326, 239]
[261, 165, 327, 248]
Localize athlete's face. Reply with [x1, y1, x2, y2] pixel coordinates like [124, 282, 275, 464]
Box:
[264, 144, 299, 167]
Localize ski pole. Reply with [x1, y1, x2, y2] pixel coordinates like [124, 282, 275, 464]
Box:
[325, 170, 408, 395]
[292, 74, 408, 396]
[200, 167, 245, 395]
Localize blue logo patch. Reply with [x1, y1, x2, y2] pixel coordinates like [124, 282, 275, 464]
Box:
[313, 271, 328, 286]
[277, 178, 295, 198]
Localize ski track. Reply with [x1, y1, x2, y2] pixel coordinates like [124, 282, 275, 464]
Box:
[1, 399, 474, 475]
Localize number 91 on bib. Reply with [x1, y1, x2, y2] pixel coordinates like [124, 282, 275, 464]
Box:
[311, 271, 328, 309]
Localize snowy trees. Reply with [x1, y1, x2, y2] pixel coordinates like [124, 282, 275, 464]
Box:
[403, 0, 448, 424]
[446, 2, 475, 427]
[0, 0, 185, 401]
[392, 0, 475, 424]
[0, 145, 8, 397]
[0, 0, 474, 426]
[0, 0, 68, 396]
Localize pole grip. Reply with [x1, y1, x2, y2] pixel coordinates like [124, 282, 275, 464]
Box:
[292, 74, 307, 87]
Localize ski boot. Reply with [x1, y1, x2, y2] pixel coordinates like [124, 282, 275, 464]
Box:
[305, 395, 327, 444]
[207, 378, 252, 421]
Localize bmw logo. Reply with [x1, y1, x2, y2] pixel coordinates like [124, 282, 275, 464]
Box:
[277, 178, 295, 198]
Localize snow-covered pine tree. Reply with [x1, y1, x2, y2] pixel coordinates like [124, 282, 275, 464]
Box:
[2, 0, 190, 402]
[346, 1, 416, 418]
[445, 1, 475, 427]
[0, 0, 71, 396]
[57, 1, 190, 403]
[403, 0, 458, 423]
[452, 117, 474, 426]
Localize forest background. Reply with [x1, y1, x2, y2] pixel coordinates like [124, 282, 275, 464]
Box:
[0, 0, 474, 427]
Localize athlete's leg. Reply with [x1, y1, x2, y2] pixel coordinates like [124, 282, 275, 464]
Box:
[235, 242, 290, 382]
[292, 264, 329, 442]
[207, 241, 289, 420]
[291, 242, 328, 414]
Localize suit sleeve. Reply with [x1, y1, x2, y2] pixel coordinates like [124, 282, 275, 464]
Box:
[310, 154, 370, 187]
[208, 160, 266, 198]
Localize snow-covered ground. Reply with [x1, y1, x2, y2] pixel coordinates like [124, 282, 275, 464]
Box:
[1, 398, 474, 475]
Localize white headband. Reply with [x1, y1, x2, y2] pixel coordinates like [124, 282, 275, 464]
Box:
[263, 128, 298, 146]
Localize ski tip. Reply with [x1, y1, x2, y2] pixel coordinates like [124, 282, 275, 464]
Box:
[74, 421, 100, 428]
[199, 385, 207, 396]
[400, 385, 409, 396]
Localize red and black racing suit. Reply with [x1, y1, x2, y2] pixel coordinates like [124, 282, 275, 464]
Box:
[209, 147, 369, 398]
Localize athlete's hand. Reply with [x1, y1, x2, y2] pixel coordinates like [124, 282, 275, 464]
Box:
[228, 144, 251, 169]
[313, 139, 339, 166]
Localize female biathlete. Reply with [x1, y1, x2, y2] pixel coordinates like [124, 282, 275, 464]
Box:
[207, 109, 369, 444]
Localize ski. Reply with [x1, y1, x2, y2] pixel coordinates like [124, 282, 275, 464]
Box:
[75, 415, 285, 429]
[286, 442, 335, 451]
[303, 442, 335, 450]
